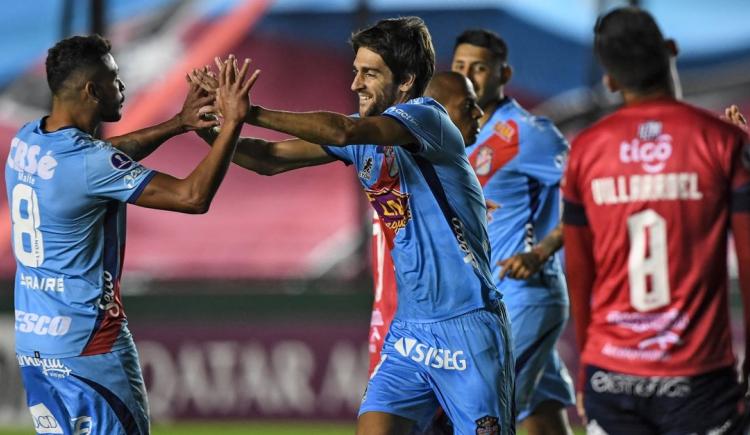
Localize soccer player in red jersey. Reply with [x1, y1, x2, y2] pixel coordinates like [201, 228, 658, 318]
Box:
[562, 7, 750, 434]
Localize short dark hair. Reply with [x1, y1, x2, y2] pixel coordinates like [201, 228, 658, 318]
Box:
[46, 34, 112, 94]
[350, 17, 435, 99]
[594, 7, 670, 93]
[454, 29, 508, 64]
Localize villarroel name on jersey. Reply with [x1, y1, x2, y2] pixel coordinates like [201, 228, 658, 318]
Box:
[590, 172, 702, 205]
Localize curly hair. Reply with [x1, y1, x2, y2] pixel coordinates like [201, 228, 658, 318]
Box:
[46, 34, 112, 94]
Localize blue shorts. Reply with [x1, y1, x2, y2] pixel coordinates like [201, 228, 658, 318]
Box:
[583, 365, 749, 435]
[509, 302, 574, 421]
[360, 302, 515, 435]
[18, 344, 149, 435]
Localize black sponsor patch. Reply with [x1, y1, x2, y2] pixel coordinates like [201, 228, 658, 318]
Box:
[475, 415, 499, 435]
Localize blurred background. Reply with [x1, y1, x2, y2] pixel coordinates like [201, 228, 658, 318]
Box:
[0, 0, 749, 433]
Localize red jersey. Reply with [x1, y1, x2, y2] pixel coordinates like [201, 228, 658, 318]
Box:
[368, 211, 398, 375]
[563, 98, 750, 377]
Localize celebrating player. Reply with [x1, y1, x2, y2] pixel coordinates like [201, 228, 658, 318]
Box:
[191, 17, 514, 435]
[563, 7, 750, 434]
[8, 35, 257, 434]
[451, 29, 574, 435]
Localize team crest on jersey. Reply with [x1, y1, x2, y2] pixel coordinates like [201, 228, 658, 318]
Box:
[365, 187, 411, 233]
[359, 157, 374, 180]
[110, 151, 133, 170]
[638, 121, 662, 140]
[474, 146, 493, 176]
[475, 415, 499, 435]
[494, 121, 516, 143]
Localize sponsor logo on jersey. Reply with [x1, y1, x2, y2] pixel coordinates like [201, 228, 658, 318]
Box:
[72, 416, 93, 435]
[359, 157, 374, 180]
[17, 355, 72, 379]
[451, 217, 479, 269]
[110, 151, 133, 170]
[475, 415, 499, 435]
[29, 403, 63, 434]
[590, 370, 690, 398]
[620, 122, 672, 173]
[494, 121, 516, 143]
[365, 188, 411, 233]
[393, 337, 467, 370]
[20, 273, 65, 293]
[8, 138, 58, 182]
[98, 271, 121, 318]
[15, 310, 72, 336]
[123, 165, 147, 189]
[474, 146, 493, 176]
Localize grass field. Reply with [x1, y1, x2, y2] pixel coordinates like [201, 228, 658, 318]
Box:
[0, 422, 586, 434]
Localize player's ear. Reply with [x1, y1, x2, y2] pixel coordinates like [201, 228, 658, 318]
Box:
[603, 74, 619, 93]
[500, 64, 512, 85]
[84, 81, 99, 103]
[399, 73, 416, 95]
[665, 38, 679, 57]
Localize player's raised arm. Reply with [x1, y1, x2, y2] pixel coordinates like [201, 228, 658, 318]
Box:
[134, 56, 258, 213]
[108, 82, 218, 161]
[246, 106, 416, 148]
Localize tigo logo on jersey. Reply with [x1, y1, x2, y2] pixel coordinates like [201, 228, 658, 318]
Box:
[365, 188, 412, 233]
[110, 151, 133, 170]
[29, 403, 63, 434]
[393, 337, 467, 370]
[17, 355, 72, 379]
[620, 122, 672, 173]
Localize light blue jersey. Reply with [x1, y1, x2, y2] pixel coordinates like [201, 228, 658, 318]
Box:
[325, 98, 498, 322]
[466, 98, 569, 307]
[6, 118, 155, 358]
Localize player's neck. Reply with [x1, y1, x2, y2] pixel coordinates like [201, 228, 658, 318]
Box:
[479, 94, 508, 129]
[47, 101, 99, 135]
[622, 87, 675, 106]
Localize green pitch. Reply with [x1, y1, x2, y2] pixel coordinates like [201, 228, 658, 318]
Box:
[0, 422, 586, 434]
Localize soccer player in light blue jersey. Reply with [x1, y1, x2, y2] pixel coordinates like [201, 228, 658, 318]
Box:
[8, 35, 257, 434]
[452, 29, 575, 435]
[191, 17, 515, 435]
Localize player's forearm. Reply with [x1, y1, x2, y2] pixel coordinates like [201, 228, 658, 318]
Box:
[108, 115, 185, 161]
[533, 223, 563, 261]
[180, 120, 241, 212]
[247, 105, 355, 146]
[195, 127, 287, 175]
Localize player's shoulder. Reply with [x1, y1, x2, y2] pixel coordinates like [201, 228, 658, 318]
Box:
[502, 99, 565, 140]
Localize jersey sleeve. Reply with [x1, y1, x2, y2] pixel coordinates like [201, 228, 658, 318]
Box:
[383, 102, 456, 159]
[730, 132, 750, 213]
[84, 140, 155, 204]
[516, 119, 569, 186]
[561, 136, 588, 227]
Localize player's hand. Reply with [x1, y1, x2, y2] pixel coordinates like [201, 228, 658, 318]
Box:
[498, 250, 544, 280]
[188, 65, 219, 95]
[576, 391, 587, 424]
[486, 199, 500, 222]
[176, 81, 219, 132]
[724, 105, 747, 129]
[215, 55, 260, 125]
